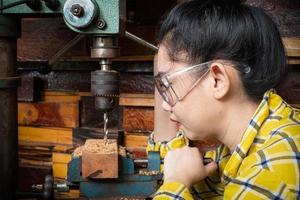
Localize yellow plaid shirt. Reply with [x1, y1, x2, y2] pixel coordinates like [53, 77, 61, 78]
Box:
[147, 90, 300, 199]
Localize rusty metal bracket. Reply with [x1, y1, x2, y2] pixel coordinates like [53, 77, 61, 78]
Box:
[0, 76, 21, 89]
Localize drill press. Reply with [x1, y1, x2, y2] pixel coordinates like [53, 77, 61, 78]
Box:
[63, 0, 124, 141]
[63, 0, 163, 198]
[63, 1, 164, 198]
[90, 37, 120, 142]
[1, 0, 162, 198]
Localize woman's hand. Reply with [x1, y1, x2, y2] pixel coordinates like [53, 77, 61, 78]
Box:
[163, 146, 218, 188]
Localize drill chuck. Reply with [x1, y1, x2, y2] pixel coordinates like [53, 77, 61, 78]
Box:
[91, 70, 120, 111]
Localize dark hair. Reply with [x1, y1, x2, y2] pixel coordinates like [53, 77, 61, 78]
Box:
[158, 0, 287, 100]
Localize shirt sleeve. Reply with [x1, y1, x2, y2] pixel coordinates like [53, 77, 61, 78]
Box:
[146, 130, 189, 159]
[147, 131, 224, 200]
[153, 182, 194, 200]
[146, 130, 194, 199]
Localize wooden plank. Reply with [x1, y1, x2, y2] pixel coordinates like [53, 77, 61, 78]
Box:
[53, 145, 75, 153]
[283, 37, 300, 57]
[288, 58, 300, 65]
[64, 55, 155, 62]
[18, 18, 88, 61]
[43, 91, 80, 96]
[19, 141, 73, 149]
[19, 148, 52, 162]
[119, 93, 154, 107]
[20, 70, 92, 93]
[126, 147, 147, 159]
[53, 163, 69, 179]
[120, 74, 154, 94]
[43, 92, 155, 106]
[19, 158, 52, 168]
[79, 91, 91, 96]
[244, 0, 300, 37]
[124, 135, 220, 152]
[52, 152, 72, 164]
[112, 55, 154, 62]
[20, 70, 154, 93]
[41, 95, 80, 102]
[41, 91, 81, 102]
[124, 134, 148, 148]
[19, 145, 52, 153]
[18, 102, 79, 128]
[18, 19, 157, 61]
[54, 189, 80, 199]
[123, 107, 154, 132]
[18, 144, 53, 169]
[19, 126, 73, 145]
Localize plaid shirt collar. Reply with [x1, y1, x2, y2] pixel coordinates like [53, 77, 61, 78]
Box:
[222, 89, 279, 183]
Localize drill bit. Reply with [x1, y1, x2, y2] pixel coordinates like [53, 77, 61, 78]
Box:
[103, 112, 108, 144]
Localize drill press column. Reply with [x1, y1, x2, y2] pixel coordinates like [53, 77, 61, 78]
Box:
[0, 16, 20, 199]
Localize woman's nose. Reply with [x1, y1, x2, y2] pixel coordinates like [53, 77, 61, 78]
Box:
[162, 100, 172, 112]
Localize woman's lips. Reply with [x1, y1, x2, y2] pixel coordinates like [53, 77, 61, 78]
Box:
[170, 118, 178, 123]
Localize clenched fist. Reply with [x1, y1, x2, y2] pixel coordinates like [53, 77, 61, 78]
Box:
[163, 146, 218, 188]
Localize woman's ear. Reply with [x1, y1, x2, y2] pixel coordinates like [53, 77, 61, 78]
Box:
[209, 62, 231, 99]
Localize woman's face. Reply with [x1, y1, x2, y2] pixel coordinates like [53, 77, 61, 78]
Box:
[156, 45, 221, 140]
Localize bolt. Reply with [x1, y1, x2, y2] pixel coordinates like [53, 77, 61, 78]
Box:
[96, 19, 106, 29]
[32, 184, 43, 190]
[71, 4, 84, 17]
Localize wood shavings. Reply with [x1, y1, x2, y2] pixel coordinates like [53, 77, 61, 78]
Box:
[84, 139, 117, 154]
[72, 139, 117, 157]
[72, 140, 130, 158]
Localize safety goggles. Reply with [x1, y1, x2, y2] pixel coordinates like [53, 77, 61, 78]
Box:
[154, 61, 213, 106]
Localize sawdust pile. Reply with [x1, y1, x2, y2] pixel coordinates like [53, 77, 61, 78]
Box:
[73, 139, 126, 157]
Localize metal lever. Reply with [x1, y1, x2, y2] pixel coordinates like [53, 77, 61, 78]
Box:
[48, 34, 85, 65]
[125, 31, 158, 52]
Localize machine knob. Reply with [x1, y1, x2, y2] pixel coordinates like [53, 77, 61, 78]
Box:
[63, 0, 98, 29]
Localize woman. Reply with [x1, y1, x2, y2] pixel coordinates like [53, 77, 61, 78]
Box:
[147, 0, 300, 199]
